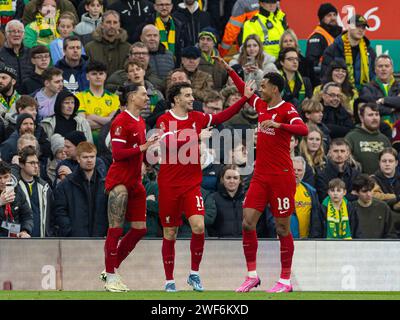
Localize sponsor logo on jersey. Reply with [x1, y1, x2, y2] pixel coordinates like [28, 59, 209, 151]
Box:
[257, 123, 276, 135]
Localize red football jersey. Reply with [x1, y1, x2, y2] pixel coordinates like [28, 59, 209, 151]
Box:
[156, 110, 212, 188]
[251, 97, 304, 176]
[105, 110, 146, 191]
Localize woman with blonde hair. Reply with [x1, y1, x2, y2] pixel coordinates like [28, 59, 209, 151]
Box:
[299, 123, 327, 173]
[229, 34, 277, 89]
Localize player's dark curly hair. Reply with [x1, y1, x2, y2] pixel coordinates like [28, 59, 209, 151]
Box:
[167, 82, 192, 104]
[263, 72, 285, 93]
[117, 84, 140, 106]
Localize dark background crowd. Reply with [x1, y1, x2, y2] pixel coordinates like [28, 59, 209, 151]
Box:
[0, 0, 399, 240]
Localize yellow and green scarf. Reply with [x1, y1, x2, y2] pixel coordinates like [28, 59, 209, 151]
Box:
[155, 14, 175, 55]
[280, 70, 306, 104]
[342, 32, 370, 91]
[324, 197, 352, 239]
[377, 76, 396, 128]
[0, 91, 20, 113]
[0, 0, 15, 16]
[35, 11, 60, 38]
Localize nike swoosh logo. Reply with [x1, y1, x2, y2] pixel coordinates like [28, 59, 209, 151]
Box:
[133, 133, 138, 136]
[279, 210, 288, 214]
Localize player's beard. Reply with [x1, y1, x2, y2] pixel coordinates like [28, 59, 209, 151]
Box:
[0, 80, 13, 95]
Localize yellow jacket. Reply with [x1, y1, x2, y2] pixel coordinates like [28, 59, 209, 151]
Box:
[242, 9, 286, 59]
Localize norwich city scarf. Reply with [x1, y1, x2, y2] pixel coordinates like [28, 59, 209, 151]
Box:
[201, 47, 219, 65]
[155, 14, 175, 55]
[280, 70, 306, 104]
[0, 0, 15, 16]
[342, 33, 370, 91]
[324, 197, 352, 239]
[0, 91, 19, 113]
[377, 77, 396, 127]
[35, 11, 60, 38]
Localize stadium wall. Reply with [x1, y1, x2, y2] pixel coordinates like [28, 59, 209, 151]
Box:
[1, 239, 400, 291]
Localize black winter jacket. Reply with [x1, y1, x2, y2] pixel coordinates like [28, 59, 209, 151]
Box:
[108, 0, 154, 43]
[360, 79, 400, 115]
[173, 3, 213, 47]
[53, 166, 108, 237]
[0, 185, 33, 237]
[309, 199, 361, 238]
[315, 159, 360, 202]
[211, 184, 245, 238]
[322, 103, 354, 138]
[20, 71, 44, 95]
[0, 44, 34, 92]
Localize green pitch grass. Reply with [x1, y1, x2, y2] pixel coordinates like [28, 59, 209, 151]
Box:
[1, 291, 400, 300]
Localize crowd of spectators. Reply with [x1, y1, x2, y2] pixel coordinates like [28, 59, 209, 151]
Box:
[0, 0, 399, 240]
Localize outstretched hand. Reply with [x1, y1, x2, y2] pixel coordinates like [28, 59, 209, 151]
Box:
[140, 134, 160, 152]
[211, 56, 233, 72]
[244, 80, 256, 98]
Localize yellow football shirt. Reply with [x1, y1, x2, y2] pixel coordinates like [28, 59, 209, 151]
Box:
[294, 183, 312, 238]
[76, 89, 120, 117]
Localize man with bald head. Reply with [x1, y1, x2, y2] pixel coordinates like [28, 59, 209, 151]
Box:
[140, 24, 175, 86]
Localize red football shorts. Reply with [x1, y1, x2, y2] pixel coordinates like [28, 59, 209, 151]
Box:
[158, 184, 205, 227]
[107, 182, 147, 222]
[243, 174, 296, 217]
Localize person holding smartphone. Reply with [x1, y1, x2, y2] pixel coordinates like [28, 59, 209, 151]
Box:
[0, 161, 33, 238]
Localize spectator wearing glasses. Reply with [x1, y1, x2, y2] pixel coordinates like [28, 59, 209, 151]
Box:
[313, 59, 357, 115]
[106, 42, 164, 93]
[320, 82, 354, 139]
[0, 20, 34, 92]
[20, 45, 51, 95]
[17, 146, 54, 237]
[148, 0, 187, 65]
[276, 47, 313, 109]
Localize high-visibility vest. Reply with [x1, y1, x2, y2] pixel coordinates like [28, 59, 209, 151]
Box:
[309, 25, 335, 47]
[219, 0, 260, 57]
[242, 10, 286, 59]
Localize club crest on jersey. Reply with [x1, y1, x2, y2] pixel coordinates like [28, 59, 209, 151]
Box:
[288, 106, 298, 114]
[160, 122, 166, 131]
[114, 126, 122, 136]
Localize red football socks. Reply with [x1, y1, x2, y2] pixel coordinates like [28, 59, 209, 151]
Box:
[190, 232, 204, 272]
[279, 233, 294, 279]
[104, 227, 123, 273]
[243, 229, 258, 272]
[162, 237, 176, 281]
[116, 228, 147, 269]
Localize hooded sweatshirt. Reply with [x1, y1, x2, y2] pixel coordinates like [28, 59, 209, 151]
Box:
[55, 55, 89, 93]
[40, 90, 93, 142]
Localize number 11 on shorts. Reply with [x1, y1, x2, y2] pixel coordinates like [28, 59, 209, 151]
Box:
[196, 195, 204, 210]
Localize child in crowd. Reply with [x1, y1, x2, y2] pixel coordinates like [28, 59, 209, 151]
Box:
[24, 0, 60, 48]
[49, 12, 78, 64]
[312, 178, 360, 239]
[74, 0, 103, 37]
